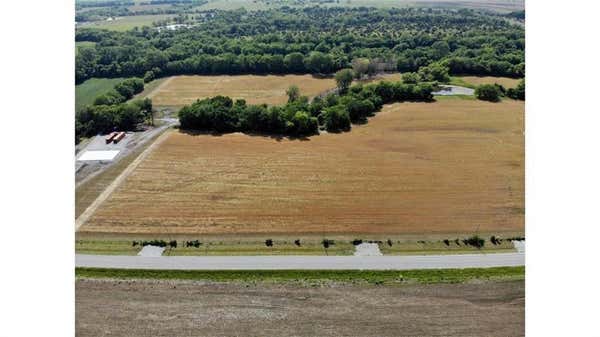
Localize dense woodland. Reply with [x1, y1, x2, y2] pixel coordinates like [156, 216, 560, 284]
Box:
[76, 7, 525, 83]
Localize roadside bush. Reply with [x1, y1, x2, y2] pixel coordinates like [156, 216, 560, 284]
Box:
[142, 239, 167, 247]
[185, 240, 201, 248]
[490, 235, 501, 245]
[387, 239, 393, 247]
[443, 239, 450, 246]
[351, 239, 363, 246]
[322, 239, 335, 249]
[475, 84, 501, 102]
[265, 239, 273, 247]
[294, 239, 301, 246]
[168, 240, 177, 248]
[454, 238, 461, 246]
[464, 235, 485, 248]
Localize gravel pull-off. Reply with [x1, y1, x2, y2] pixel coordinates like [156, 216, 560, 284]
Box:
[353, 243, 383, 256]
[433, 85, 475, 96]
[137, 245, 165, 257]
[512, 240, 525, 253]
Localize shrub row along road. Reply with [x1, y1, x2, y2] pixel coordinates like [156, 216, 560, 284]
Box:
[76, 252, 524, 270]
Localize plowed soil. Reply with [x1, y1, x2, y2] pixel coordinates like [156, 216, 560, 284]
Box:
[76, 279, 525, 337]
[81, 99, 524, 236]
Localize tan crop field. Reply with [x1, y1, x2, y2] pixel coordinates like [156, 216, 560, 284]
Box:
[459, 76, 522, 88]
[148, 74, 336, 108]
[146, 73, 404, 108]
[81, 98, 524, 236]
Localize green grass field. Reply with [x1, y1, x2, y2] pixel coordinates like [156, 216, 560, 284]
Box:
[78, 14, 175, 31]
[76, 266, 525, 284]
[75, 41, 96, 56]
[75, 77, 125, 111]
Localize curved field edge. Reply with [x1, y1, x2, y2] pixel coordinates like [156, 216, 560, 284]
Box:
[76, 266, 524, 285]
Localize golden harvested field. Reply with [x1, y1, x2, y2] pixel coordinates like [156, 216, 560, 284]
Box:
[459, 76, 522, 88]
[81, 98, 524, 236]
[147, 73, 403, 108]
[149, 74, 336, 107]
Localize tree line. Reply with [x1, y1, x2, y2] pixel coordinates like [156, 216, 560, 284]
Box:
[178, 70, 435, 136]
[76, 78, 153, 143]
[76, 7, 524, 83]
[475, 79, 525, 102]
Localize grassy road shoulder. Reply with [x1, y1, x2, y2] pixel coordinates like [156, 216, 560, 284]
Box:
[76, 266, 524, 285]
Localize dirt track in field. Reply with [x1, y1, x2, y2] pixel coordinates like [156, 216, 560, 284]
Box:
[81, 99, 524, 236]
[76, 279, 525, 337]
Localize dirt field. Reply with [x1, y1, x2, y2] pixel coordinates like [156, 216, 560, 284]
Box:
[81, 98, 524, 236]
[76, 279, 525, 337]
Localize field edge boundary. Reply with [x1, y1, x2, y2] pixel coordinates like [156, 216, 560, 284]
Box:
[75, 130, 173, 231]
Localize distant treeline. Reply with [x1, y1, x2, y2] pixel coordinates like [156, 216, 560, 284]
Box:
[76, 78, 152, 143]
[178, 79, 435, 136]
[76, 7, 524, 83]
[141, 0, 204, 4]
[76, 0, 207, 22]
[76, 1, 134, 9]
[504, 10, 525, 20]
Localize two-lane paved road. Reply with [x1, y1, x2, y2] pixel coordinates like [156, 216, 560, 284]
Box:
[76, 253, 524, 270]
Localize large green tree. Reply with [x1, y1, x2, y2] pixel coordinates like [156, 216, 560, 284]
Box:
[334, 69, 354, 94]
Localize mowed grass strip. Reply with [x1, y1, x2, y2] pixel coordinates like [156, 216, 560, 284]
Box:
[76, 240, 355, 256]
[76, 266, 525, 284]
[76, 240, 141, 256]
[76, 238, 515, 256]
[164, 241, 354, 256]
[379, 240, 516, 255]
[81, 99, 524, 236]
